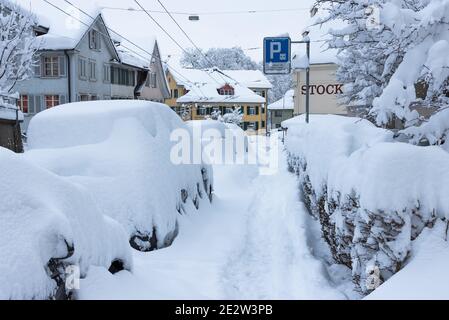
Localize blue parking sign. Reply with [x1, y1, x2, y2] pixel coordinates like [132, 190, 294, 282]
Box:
[263, 37, 291, 75]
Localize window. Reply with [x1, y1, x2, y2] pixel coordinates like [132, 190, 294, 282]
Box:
[173, 89, 179, 98]
[247, 107, 256, 116]
[43, 56, 59, 77]
[89, 30, 101, 50]
[79, 58, 87, 79]
[218, 84, 234, 96]
[89, 60, 97, 81]
[274, 110, 283, 117]
[197, 107, 206, 116]
[150, 72, 157, 88]
[225, 107, 233, 114]
[45, 95, 59, 109]
[103, 64, 110, 83]
[262, 121, 265, 128]
[111, 67, 135, 86]
[17, 95, 28, 114]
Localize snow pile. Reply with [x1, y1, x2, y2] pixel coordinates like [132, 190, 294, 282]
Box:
[366, 220, 449, 300]
[284, 115, 449, 294]
[0, 148, 131, 300]
[26, 100, 213, 252]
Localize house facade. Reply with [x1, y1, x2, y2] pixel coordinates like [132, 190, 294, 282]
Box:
[12, 4, 169, 132]
[267, 89, 295, 130]
[166, 68, 271, 133]
[292, 62, 347, 117]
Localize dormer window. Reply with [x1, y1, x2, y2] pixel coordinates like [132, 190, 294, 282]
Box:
[89, 30, 101, 50]
[218, 84, 234, 96]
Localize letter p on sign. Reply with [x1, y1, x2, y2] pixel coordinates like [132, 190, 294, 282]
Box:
[270, 42, 281, 60]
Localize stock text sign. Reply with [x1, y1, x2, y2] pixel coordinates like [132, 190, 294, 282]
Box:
[263, 37, 291, 75]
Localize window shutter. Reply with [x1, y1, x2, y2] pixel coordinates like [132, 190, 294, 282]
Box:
[256, 106, 259, 115]
[34, 57, 42, 77]
[59, 56, 66, 77]
[34, 95, 42, 113]
[152, 72, 157, 88]
[28, 95, 35, 114]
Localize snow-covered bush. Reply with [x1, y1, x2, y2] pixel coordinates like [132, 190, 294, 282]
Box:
[25, 101, 213, 252]
[284, 115, 449, 293]
[0, 147, 132, 300]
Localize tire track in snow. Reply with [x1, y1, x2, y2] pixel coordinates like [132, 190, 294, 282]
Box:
[222, 155, 345, 299]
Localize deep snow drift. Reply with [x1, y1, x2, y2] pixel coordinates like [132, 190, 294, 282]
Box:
[0, 100, 213, 299]
[0, 148, 132, 300]
[77, 135, 344, 300]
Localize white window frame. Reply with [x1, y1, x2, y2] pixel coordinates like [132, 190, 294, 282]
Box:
[89, 60, 97, 81]
[44, 95, 60, 109]
[89, 30, 101, 50]
[79, 57, 87, 80]
[42, 56, 59, 78]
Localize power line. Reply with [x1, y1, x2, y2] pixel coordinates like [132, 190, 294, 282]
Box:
[133, 0, 190, 57]
[101, 6, 310, 16]
[155, 0, 227, 85]
[135, 0, 225, 88]
[47, 0, 196, 88]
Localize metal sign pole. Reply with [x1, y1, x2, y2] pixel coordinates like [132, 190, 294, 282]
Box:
[306, 41, 310, 124]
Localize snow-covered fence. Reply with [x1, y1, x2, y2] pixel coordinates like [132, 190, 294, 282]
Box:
[284, 115, 449, 293]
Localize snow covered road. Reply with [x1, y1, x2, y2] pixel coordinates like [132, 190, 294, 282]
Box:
[78, 137, 344, 300]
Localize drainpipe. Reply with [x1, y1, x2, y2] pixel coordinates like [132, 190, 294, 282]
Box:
[64, 50, 72, 102]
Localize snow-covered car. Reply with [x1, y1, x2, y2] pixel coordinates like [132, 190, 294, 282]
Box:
[0, 148, 132, 300]
[186, 120, 250, 159]
[25, 100, 213, 252]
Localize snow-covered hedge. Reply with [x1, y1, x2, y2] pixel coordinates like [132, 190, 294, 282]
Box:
[25, 101, 213, 252]
[284, 115, 449, 293]
[0, 148, 132, 300]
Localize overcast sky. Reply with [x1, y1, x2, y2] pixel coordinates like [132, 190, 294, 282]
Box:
[20, 0, 334, 65]
[96, 0, 319, 62]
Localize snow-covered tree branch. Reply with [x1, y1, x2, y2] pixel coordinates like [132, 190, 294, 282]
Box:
[0, 0, 37, 101]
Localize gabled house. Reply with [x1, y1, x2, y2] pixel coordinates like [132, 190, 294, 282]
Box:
[13, 0, 170, 132]
[171, 68, 269, 132]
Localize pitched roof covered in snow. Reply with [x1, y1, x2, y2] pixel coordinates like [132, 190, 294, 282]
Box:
[116, 45, 149, 70]
[268, 90, 295, 110]
[15, 0, 104, 50]
[175, 68, 266, 105]
[219, 70, 272, 89]
[169, 67, 272, 90]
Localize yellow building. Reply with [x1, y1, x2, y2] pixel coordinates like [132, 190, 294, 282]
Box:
[165, 68, 272, 133]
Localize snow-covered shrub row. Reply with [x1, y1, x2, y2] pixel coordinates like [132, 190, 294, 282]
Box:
[25, 101, 213, 252]
[0, 148, 132, 300]
[283, 115, 449, 293]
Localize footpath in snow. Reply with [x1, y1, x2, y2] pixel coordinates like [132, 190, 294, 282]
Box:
[78, 136, 344, 300]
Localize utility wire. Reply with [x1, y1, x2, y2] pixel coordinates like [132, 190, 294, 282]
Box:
[155, 0, 228, 85]
[45, 0, 196, 88]
[101, 6, 310, 16]
[133, 0, 190, 57]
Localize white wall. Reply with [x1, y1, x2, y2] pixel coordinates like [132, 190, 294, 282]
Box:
[294, 63, 347, 116]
